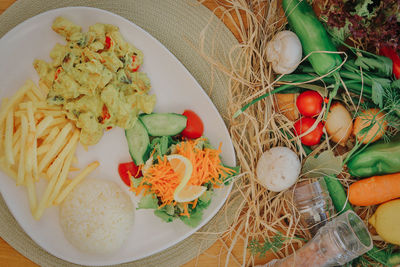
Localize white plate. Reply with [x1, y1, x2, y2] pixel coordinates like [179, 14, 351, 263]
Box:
[0, 7, 235, 266]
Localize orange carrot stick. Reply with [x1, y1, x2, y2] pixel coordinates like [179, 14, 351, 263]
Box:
[348, 173, 400, 206]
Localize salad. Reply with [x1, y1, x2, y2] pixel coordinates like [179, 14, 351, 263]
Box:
[118, 110, 238, 227]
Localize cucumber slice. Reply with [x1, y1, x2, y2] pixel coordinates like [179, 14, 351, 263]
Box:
[125, 119, 150, 165]
[140, 113, 187, 136]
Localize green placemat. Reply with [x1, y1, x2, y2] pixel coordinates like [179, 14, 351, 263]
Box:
[0, 0, 240, 266]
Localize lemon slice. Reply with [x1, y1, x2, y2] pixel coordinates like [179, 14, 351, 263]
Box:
[167, 154, 206, 202]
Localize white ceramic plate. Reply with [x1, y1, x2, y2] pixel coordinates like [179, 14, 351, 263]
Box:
[0, 7, 235, 266]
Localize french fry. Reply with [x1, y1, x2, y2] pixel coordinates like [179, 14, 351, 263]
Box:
[26, 102, 38, 181]
[54, 161, 99, 205]
[36, 116, 53, 138]
[72, 156, 78, 165]
[0, 98, 9, 151]
[35, 103, 61, 110]
[30, 82, 46, 100]
[37, 144, 51, 156]
[0, 80, 32, 124]
[0, 158, 17, 181]
[26, 102, 36, 131]
[46, 130, 79, 178]
[38, 123, 72, 173]
[47, 142, 77, 207]
[25, 132, 35, 177]
[5, 110, 15, 165]
[26, 90, 40, 102]
[17, 115, 28, 185]
[69, 167, 80, 172]
[38, 80, 50, 96]
[34, 112, 44, 121]
[38, 110, 65, 118]
[47, 117, 69, 128]
[41, 127, 60, 145]
[12, 127, 22, 150]
[34, 170, 59, 220]
[25, 170, 37, 214]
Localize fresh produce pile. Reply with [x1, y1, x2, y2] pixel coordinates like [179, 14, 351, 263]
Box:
[211, 0, 400, 265]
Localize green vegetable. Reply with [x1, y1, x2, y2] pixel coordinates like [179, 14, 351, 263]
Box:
[140, 113, 187, 136]
[154, 210, 174, 223]
[347, 137, 400, 177]
[282, 0, 342, 76]
[323, 175, 352, 214]
[137, 193, 159, 209]
[125, 119, 150, 165]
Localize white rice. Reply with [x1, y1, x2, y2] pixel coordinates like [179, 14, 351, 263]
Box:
[59, 178, 134, 254]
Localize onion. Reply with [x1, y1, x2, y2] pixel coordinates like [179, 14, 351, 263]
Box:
[353, 108, 387, 144]
[325, 102, 353, 146]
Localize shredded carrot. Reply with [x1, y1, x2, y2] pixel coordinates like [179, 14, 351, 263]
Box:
[132, 139, 233, 213]
[192, 198, 198, 209]
[180, 203, 190, 217]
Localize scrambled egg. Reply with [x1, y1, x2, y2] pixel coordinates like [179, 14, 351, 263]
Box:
[34, 17, 156, 145]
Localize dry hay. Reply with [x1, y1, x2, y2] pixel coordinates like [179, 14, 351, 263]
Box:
[193, 0, 395, 266]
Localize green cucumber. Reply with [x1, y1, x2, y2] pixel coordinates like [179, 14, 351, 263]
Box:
[125, 119, 150, 165]
[140, 113, 187, 136]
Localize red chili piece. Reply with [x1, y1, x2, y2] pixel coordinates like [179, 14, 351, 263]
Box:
[101, 104, 111, 123]
[54, 67, 63, 81]
[131, 55, 140, 72]
[104, 36, 112, 50]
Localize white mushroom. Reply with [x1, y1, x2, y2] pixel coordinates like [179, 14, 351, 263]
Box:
[266, 30, 302, 74]
[256, 146, 301, 192]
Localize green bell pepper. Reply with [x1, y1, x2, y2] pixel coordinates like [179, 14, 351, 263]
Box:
[282, 0, 342, 76]
[347, 139, 400, 177]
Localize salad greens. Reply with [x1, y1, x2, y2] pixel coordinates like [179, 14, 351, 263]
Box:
[131, 135, 239, 228]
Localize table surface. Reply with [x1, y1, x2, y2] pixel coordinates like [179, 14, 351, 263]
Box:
[0, 0, 269, 266]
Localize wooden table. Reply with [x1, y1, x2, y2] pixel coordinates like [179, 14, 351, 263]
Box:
[0, 1, 268, 266]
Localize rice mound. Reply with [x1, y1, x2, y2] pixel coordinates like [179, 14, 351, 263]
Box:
[59, 178, 134, 253]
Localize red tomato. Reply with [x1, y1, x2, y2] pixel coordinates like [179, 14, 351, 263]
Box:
[181, 110, 204, 139]
[296, 90, 323, 117]
[294, 117, 324, 146]
[118, 162, 141, 186]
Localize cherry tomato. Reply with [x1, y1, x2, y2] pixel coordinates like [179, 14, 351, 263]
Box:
[294, 117, 324, 146]
[296, 90, 323, 117]
[181, 110, 204, 139]
[118, 162, 142, 186]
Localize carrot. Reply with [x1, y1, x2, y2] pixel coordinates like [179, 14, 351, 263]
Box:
[131, 138, 234, 210]
[348, 172, 400, 206]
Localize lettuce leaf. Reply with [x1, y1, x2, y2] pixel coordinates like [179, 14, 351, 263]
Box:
[137, 193, 158, 209]
[154, 210, 174, 223]
[180, 207, 204, 228]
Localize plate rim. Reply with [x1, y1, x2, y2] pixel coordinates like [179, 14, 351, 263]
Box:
[0, 6, 236, 266]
